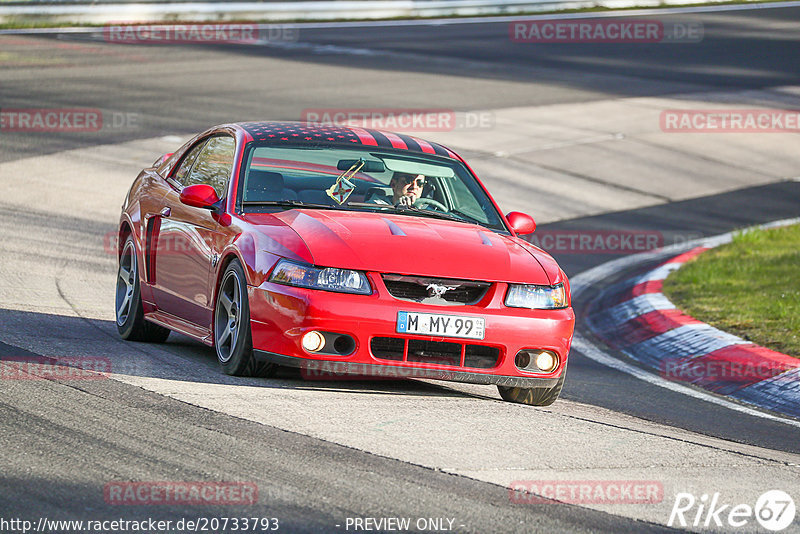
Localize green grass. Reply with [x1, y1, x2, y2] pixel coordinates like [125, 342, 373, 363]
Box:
[662, 223, 800, 358]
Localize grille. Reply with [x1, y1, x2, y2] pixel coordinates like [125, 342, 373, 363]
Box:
[382, 274, 491, 304]
[370, 337, 501, 369]
[408, 339, 461, 366]
[370, 337, 405, 361]
[464, 344, 500, 369]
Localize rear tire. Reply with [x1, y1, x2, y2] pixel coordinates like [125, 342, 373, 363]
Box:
[497, 364, 567, 406]
[116, 236, 170, 343]
[214, 260, 275, 377]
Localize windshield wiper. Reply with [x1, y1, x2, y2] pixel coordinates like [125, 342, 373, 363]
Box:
[242, 200, 340, 210]
[449, 209, 485, 226]
[418, 210, 470, 223]
[345, 202, 393, 210]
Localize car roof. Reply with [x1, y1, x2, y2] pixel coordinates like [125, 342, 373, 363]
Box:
[236, 121, 459, 159]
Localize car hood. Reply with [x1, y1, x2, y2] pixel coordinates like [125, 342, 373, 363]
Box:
[245, 210, 557, 284]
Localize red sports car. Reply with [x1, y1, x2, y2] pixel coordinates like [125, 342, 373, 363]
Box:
[115, 121, 575, 405]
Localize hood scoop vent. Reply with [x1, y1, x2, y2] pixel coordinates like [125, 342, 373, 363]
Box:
[381, 217, 407, 236]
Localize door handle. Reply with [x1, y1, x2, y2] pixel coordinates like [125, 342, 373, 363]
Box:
[160, 207, 171, 217]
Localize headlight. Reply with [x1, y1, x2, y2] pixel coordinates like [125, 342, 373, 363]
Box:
[269, 259, 372, 295]
[505, 283, 567, 309]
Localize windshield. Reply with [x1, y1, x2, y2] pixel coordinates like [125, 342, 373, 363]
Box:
[238, 144, 507, 232]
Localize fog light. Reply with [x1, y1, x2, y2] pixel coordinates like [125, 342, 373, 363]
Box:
[302, 331, 325, 352]
[515, 351, 532, 369]
[535, 351, 557, 373]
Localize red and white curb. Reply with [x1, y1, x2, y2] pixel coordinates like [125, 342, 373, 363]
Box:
[570, 217, 800, 425]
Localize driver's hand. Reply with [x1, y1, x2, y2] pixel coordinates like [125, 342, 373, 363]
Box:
[398, 195, 414, 207]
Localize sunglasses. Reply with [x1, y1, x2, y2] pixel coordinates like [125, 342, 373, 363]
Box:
[402, 177, 426, 188]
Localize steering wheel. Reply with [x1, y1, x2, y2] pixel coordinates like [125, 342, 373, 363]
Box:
[413, 198, 448, 212]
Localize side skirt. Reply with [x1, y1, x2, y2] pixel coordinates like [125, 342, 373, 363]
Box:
[145, 310, 214, 346]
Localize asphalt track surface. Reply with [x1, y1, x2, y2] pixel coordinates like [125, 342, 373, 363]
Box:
[3, 5, 800, 162]
[1, 5, 800, 532]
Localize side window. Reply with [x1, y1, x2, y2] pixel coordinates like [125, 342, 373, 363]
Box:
[184, 136, 236, 197]
[172, 141, 206, 186]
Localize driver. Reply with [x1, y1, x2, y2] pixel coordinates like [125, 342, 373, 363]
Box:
[389, 172, 425, 206]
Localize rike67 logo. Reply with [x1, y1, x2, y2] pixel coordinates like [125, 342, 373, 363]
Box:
[668, 490, 796, 531]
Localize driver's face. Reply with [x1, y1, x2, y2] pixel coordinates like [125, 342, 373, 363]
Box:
[392, 174, 425, 203]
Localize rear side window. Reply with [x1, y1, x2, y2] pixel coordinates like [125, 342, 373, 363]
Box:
[173, 141, 206, 186]
[184, 136, 236, 197]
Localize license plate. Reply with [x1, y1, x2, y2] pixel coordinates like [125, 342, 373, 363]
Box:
[396, 311, 485, 340]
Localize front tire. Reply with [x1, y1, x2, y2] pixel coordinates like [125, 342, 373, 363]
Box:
[214, 260, 274, 377]
[116, 236, 170, 343]
[497, 364, 567, 406]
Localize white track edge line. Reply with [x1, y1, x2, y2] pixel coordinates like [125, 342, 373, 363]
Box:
[572, 334, 800, 428]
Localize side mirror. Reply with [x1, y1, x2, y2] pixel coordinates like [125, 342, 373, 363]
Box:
[180, 184, 219, 209]
[506, 211, 536, 235]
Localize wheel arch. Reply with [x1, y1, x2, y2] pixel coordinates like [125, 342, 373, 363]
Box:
[212, 250, 248, 311]
[118, 221, 133, 257]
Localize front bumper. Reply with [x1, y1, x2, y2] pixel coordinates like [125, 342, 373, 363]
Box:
[254, 350, 560, 388]
[248, 273, 575, 388]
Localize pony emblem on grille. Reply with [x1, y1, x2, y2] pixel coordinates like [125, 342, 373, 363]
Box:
[426, 283, 459, 298]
